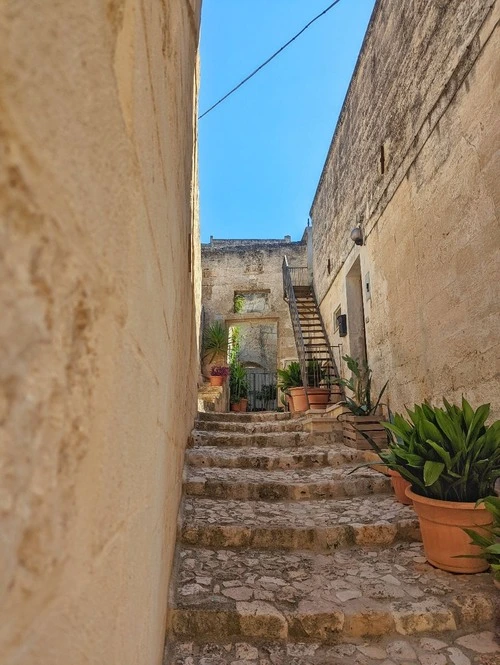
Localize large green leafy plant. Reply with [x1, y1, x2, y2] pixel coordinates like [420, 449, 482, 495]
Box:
[229, 361, 248, 404]
[333, 355, 387, 416]
[372, 399, 500, 502]
[277, 362, 302, 392]
[203, 321, 229, 363]
[463, 496, 500, 581]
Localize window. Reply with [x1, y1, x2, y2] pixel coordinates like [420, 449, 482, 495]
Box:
[233, 291, 270, 314]
[334, 305, 341, 332]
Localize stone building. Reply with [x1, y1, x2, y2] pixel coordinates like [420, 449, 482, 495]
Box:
[310, 0, 500, 416]
[0, 2, 201, 664]
[201, 235, 308, 386]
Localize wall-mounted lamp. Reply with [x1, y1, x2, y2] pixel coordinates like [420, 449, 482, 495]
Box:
[350, 226, 364, 246]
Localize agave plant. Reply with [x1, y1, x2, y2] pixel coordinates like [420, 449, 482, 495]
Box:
[333, 355, 387, 416]
[373, 399, 500, 502]
[203, 321, 229, 363]
[463, 496, 500, 582]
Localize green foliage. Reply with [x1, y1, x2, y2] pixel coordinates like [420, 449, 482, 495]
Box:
[463, 496, 500, 581]
[277, 362, 303, 392]
[370, 398, 500, 502]
[333, 355, 388, 416]
[228, 326, 241, 365]
[229, 361, 248, 403]
[233, 293, 245, 314]
[306, 360, 327, 388]
[257, 383, 277, 402]
[203, 321, 228, 363]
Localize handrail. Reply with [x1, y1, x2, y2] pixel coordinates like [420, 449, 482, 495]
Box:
[282, 257, 310, 404]
[282, 256, 342, 408]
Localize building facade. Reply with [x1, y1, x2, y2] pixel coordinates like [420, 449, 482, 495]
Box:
[201, 235, 308, 377]
[0, 1, 202, 664]
[310, 0, 500, 416]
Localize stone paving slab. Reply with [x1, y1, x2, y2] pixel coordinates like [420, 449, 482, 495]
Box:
[184, 465, 390, 501]
[190, 430, 343, 449]
[180, 495, 420, 550]
[198, 412, 292, 423]
[185, 445, 379, 470]
[166, 631, 500, 664]
[170, 545, 496, 643]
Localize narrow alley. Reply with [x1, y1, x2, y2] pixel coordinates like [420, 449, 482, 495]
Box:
[165, 412, 498, 664]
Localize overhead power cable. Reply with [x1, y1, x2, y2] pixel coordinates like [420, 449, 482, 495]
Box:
[199, 0, 343, 119]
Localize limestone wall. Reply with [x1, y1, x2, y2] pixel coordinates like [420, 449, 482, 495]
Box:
[0, 1, 201, 664]
[311, 0, 500, 416]
[201, 238, 307, 370]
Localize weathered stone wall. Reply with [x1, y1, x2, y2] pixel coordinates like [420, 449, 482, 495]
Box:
[202, 238, 307, 370]
[311, 0, 500, 415]
[0, 1, 201, 664]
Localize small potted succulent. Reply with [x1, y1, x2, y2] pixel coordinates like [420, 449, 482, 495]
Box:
[367, 399, 499, 573]
[209, 365, 229, 387]
[332, 355, 388, 450]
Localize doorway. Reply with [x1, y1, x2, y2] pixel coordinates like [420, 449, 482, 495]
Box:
[345, 257, 367, 365]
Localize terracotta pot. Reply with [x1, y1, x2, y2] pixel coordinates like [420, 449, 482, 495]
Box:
[209, 375, 224, 387]
[388, 469, 412, 505]
[289, 387, 308, 412]
[286, 395, 295, 415]
[239, 398, 248, 412]
[306, 387, 330, 410]
[230, 402, 240, 412]
[405, 487, 493, 573]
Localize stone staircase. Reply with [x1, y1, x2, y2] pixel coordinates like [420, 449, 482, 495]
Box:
[165, 412, 499, 665]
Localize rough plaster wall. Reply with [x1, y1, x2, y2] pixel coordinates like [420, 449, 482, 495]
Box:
[0, 1, 201, 664]
[201, 241, 307, 369]
[314, 1, 500, 416]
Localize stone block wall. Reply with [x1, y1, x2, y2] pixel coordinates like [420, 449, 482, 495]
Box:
[310, 0, 500, 415]
[201, 237, 308, 371]
[0, 1, 201, 663]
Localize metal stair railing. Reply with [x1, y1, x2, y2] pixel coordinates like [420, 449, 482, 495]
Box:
[282, 256, 342, 407]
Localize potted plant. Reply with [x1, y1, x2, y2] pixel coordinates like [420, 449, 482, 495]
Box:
[203, 321, 229, 364]
[306, 360, 330, 410]
[373, 399, 499, 573]
[333, 355, 388, 450]
[209, 365, 229, 387]
[277, 362, 307, 412]
[229, 361, 249, 412]
[463, 496, 500, 588]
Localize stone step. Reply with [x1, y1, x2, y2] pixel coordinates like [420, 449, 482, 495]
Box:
[169, 544, 496, 644]
[185, 444, 378, 470]
[197, 411, 291, 423]
[194, 418, 304, 433]
[190, 430, 343, 449]
[166, 630, 499, 664]
[184, 465, 390, 501]
[179, 495, 420, 550]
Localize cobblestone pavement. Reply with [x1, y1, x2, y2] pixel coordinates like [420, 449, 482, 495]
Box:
[165, 412, 499, 663]
[167, 631, 500, 665]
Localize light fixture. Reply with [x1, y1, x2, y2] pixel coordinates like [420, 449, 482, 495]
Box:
[350, 226, 363, 246]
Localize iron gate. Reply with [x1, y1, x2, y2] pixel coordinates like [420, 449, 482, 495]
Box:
[245, 370, 278, 412]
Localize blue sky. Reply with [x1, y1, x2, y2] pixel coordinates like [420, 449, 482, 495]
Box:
[199, 0, 376, 243]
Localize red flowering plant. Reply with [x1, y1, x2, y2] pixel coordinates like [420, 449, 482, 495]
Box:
[210, 365, 230, 378]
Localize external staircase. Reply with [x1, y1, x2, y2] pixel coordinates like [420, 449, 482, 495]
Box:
[282, 257, 340, 409]
[165, 411, 499, 664]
